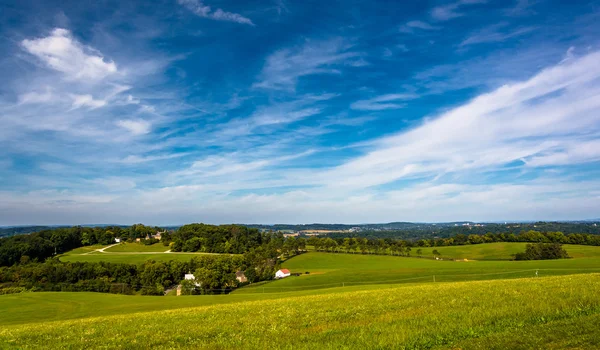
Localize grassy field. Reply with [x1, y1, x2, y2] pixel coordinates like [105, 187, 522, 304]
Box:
[415, 242, 600, 260]
[104, 242, 170, 252]
[236, 251, 600, 293]
[59, 253, 196, 264]
[1, 274, 599, 349]
[58, 243, 229, 264]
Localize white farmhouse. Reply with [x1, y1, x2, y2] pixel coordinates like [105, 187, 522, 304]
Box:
[275, 269, 291, 279]
[184, 273, 195, 280]
[114, 238, 121, 243]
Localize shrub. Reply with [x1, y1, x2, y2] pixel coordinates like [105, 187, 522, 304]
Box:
[514, 243, 570, 260]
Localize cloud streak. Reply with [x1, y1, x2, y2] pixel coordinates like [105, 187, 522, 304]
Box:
[178, 0, 254, 25]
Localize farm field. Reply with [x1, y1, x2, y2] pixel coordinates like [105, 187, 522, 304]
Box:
[1, 274, 599, 349]
[236, 249, 600, 293]
[416, 242, 600, 260]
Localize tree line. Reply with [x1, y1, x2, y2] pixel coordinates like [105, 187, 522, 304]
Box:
[169, 224, 269, 254]
[305, 230, 600, 256]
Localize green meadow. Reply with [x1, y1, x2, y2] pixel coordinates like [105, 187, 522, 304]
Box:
[105, 242, 170, 252]
[4, 243, 600, 349]
[58, 242, 228, 264]
[58, 252, 195, 264]
[1, 274, 599, 349]
[236, 250, 600, 293]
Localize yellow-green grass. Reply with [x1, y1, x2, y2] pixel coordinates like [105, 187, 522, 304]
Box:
[415, 242, 600, 260]
[104, 242, 170, 252]
[1, 274, 599, 349]
[0, 284, 414, 326]
[236, 251, 600, 293]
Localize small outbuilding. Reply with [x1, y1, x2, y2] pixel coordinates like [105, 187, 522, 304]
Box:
[275, 269, 291, 279]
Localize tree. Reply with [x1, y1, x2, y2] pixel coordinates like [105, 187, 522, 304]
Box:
[416, 249, 422, 256]
[432, 250, 441, 258]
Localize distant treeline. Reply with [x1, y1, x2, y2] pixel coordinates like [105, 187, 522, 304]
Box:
[0, 251, 279, 295]
[0, 226, 59, 238]
[324, 222, 600, 240]
[306, 230, 600, 256]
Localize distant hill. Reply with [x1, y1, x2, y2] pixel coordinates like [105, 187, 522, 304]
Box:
[0, 226, 57, 238]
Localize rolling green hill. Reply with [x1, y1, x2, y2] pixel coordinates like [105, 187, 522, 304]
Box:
[1, 274, 599, 349]
[236, 250, 600, 293]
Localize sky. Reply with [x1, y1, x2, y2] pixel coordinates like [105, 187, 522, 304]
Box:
[1, 0, 600, 225]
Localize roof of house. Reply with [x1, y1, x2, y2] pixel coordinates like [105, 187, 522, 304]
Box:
[235, 271, 246, 277]
[279, 269, 290, 274]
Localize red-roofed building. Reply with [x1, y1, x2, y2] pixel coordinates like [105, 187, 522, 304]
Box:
[275, 269, 291, 279]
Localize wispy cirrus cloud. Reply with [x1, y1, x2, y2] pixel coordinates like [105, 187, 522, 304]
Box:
[253, 38, 362, 91]
[316, 50, 600, 190]
[460, 23, 537, 46]
[431, 0, 487, 21]
[351, 94, 418, 111]
[399, 20, 441, 33]
[178, 0, 254, 26]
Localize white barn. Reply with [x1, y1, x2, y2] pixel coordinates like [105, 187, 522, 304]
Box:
[275, 269, 291, 279]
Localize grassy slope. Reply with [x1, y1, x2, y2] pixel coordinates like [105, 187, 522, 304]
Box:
[237, 251, 600, 293]
[416, 242, 600, 260]
[1, 274, 599, 349]
[0, 284, 412, 327]
[104, 242, 170, 252]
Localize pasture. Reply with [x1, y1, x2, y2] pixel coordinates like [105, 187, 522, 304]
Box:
[2, 274, 599, 349]
[237, 249, 600, 293]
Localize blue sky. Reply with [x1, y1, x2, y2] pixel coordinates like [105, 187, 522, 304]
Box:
[1, 0, 600, 225]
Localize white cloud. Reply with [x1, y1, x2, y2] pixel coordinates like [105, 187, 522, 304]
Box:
[70, 94, 107, 109]
[431, 0, 486, 21]
[178, 0, 254, 26]
[116, 119, 152, 135]
[351, 94, 418, 111]
[254, 38, 361, 91]
[21, 28, 117, 80]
